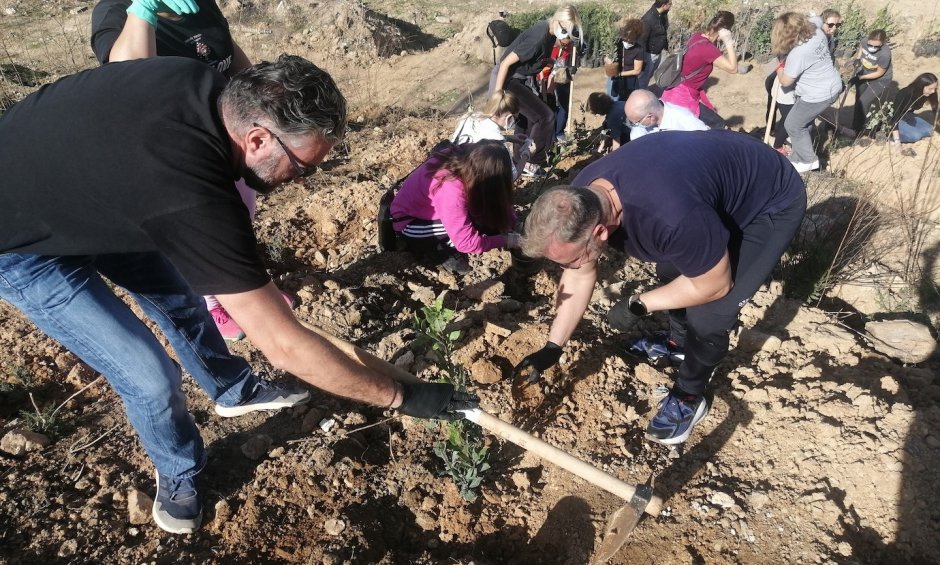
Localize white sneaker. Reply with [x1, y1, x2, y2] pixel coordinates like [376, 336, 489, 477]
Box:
[790, 159, 820, 173]
[214, 379, 310, 418]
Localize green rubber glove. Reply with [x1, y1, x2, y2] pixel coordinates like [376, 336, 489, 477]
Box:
[126, 0, 199, 26]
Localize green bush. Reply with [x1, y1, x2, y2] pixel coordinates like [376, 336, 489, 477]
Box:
[868, 6, 899, 38]
[839, 0, 867, 51]
[746, 7, 777, 58]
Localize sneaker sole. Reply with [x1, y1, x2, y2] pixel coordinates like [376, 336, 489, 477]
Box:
[214, 393, 311, 418]
[646, 398, 710, 446]
[152, 471, 202, 534]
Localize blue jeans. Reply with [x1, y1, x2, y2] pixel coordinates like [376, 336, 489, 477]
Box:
[898, 114, 934, 143]
[0, 252, 258, 477]
[637, 52, 661, 90]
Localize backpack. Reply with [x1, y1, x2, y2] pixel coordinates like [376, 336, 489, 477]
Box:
[486, 20, 519, 64]
[652, 37, 710, 90]
[377, 140, 454, 252]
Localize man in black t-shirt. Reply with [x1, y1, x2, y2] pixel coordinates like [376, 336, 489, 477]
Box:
[512, 131, 805, 447]
[0, 55, 477, 534]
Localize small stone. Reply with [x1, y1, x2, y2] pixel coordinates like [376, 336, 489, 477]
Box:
[127, 488, 153, 525]
[310, 447, 333, 469]
[434, 15, 451, 23]
[300, 407, 326, 434]
[837, 542, 852, 556]
[127, 527, 139, 536]
[708, 491, 735, 509]
[865, 320, 936, 364]
[214, 499, 231, 522]
[240, 434, 273, 460]
[510, 471, 530, 490]
[470, 358, 502, 384]
[319, 418, 336, 433]
[1, 429, 50, 455]
[747, 491, 769, 510]
[394, 350, 415, 369]
[462, 280, 505, 303]
[484, 321, 512, 337]
[58, 539, 78, 557]
[324, 518, 345, 535]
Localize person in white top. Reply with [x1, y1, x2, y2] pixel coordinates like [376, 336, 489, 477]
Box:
[624, 89, 709, 140]
[452, 89, 531, 179]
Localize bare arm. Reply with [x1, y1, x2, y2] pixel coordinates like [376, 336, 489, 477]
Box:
[639, 250, 733, 312]
[776, 66, 796, 88]
[712, 32, 738, 74]
[217, 282, 400, 408]
[859, 65, 887, 81]
[621, 58, 644, 78]
[494, 51, 520, 92]
[105, 13, 157, 62]
[547, 261, 598, 346]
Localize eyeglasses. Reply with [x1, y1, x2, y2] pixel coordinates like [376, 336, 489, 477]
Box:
[252, 122, 315, 178]
[558, 24, 581, 40]
[628, 113, 654, 129]
[825, 22, 842, 28]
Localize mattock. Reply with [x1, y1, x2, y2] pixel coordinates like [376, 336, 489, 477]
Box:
[300, 322, 664, 562]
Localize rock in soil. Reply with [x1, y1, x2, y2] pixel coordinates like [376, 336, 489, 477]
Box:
[1, 429, 50, 455]
[127, 488, 153, 525]
[865, 320, 936, 364]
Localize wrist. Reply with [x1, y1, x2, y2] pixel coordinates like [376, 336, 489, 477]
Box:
[126, 3, 158, 26]
[388, 381, 404, 409]
[627, 294, 651, 317]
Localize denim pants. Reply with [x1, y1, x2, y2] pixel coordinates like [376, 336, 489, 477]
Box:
[0, 252, 258, 477]
[784, 93, 839, 164]
[637, 52, 661, 90]
[898, 114, 934, 143]
[656, 190, 807, 397]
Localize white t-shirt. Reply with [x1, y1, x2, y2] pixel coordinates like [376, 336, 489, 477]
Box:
[451, 114, 518, 179]
[630, 102, 709, 140]
[783, 25, 842, 103]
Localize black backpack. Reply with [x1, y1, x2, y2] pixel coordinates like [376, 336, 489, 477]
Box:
[486, 20, 519, 64]
[376, 140, 454, 252]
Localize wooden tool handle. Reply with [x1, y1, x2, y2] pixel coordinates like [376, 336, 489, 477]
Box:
[303, 323, 664, 517]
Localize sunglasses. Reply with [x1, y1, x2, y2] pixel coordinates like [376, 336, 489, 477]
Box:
[252, 122, 315, 178]
[825, 22, 842, 28]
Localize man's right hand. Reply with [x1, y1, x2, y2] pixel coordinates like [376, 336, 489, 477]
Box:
[127, 0, 199, 26]
[397, 382, 479, 420]
[513, 342, 563, 384]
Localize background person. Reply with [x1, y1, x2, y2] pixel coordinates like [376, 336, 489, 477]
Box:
[624, 89, 708, 140]
[490, 5, 583, 177]
[452, 89, 528, 178]
[850, 29, 893, 135]
[637, 0, 671, 89]
[660, 11, 738, 128]
[773, 12, 843, 173]
[512, 131, 805, 445]
[390, 141, 519, 273]
[889, 73, 938, 150]
[91, 0, 294, 342]
[537, 39, 576, 143]
[0, 55, 477, 535]
[587, 92, 629, 151]
[607, 18, 645, 102]
[818, 8, 842, 62]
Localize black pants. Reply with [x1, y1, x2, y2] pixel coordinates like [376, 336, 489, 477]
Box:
[657, 191, 807, 397]
[506, 78, 554, 166]
[765, 72, 793, 148]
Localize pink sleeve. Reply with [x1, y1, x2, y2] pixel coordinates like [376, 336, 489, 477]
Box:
[430, 171, 508, 254]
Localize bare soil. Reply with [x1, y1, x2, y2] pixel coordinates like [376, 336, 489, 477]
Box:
[1, 1, 939, 564]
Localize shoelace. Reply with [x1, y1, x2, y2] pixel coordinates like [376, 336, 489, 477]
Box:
[165, 477, 197, 501]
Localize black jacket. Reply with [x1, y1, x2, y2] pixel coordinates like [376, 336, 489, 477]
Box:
[640, 6, 668, 55]
[891, 85, 938, 125]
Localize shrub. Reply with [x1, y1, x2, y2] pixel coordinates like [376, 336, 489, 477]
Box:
[838, 0, 868, 51]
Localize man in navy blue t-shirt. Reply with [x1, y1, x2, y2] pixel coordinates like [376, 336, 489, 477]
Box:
[514, 130, 806, 445]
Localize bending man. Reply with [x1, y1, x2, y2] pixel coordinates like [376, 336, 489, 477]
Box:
[514, 131, 805, 445]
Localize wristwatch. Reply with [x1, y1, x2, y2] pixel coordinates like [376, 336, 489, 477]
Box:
[627, 294, 650, 317]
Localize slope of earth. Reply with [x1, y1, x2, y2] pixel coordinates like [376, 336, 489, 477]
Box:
[1, 1, 939, 564]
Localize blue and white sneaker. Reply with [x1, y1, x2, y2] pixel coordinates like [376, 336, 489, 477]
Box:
[645, 391, 709, 445]
[214, 379, 310, 418]
[628, 332, 685, 366]
[152, 471, 202, 534]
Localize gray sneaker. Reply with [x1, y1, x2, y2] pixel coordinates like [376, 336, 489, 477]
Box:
[152, 471, 202, 534]
[214, 379, 310, 418]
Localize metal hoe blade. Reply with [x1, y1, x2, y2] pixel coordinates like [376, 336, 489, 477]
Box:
[594, 483, 654, 564]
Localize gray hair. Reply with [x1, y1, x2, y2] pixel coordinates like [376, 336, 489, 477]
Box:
[521, 185, 602, 257]
[220, 54, 347, 146]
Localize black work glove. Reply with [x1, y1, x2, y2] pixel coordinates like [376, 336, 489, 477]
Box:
[513, 342, 563, 384]
[398, 382, 479, 420]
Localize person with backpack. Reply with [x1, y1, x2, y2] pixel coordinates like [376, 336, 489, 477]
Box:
[659, 11, 738, 128]
[390, 141, 519, 273]
[638, 0, 671, 89]
[607, 18, 646, 102]
[490, 5, 583, 178]
[772, 12, 842, 173]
